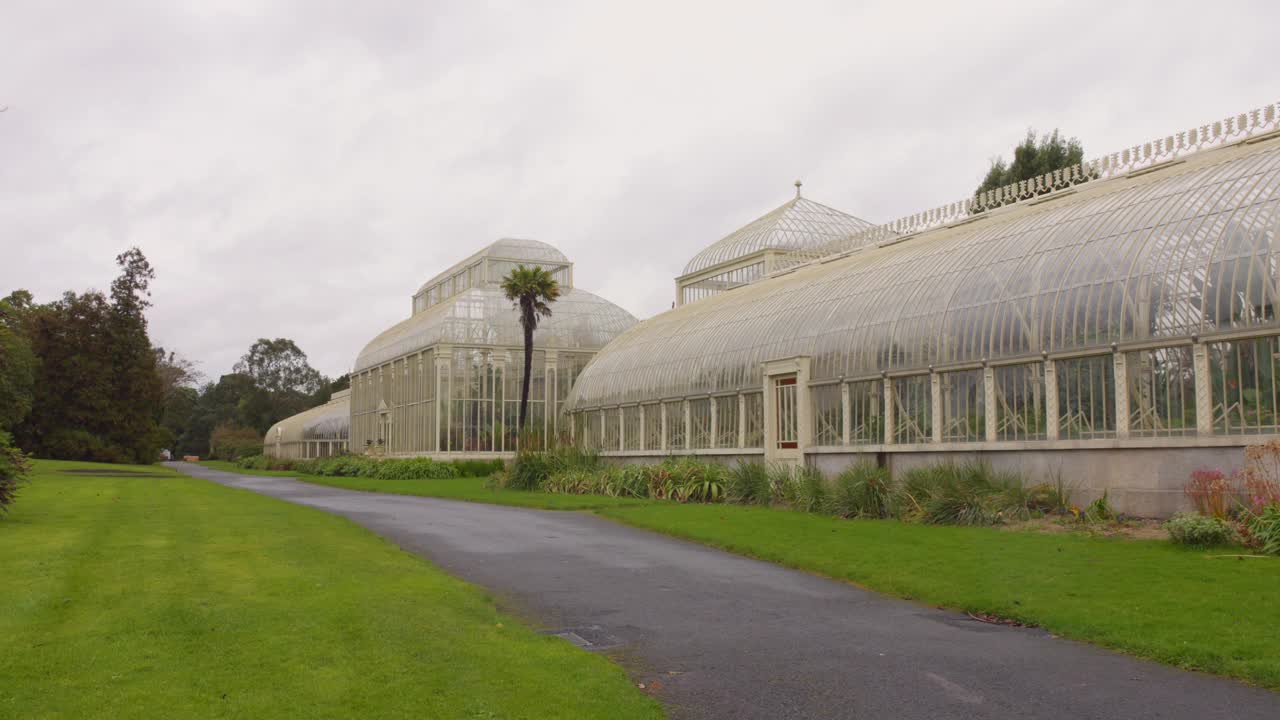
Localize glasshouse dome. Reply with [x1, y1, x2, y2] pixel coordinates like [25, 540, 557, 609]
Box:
[676, 187, 875, 306]
[264, 389, 351, 459]
[349, 238, 638, 456]
[566, 102, 1280, 515]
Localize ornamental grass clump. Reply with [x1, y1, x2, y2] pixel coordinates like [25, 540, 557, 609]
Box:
[826, 463, 892, 519]
[891, 461, 1031, 526]
[725, 461, 771, 505]
[1248, 505, 1280, 555]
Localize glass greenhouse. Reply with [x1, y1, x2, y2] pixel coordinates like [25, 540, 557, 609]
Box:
[348, 238, 637, 456]
[263, 389, 351, 459]
[565, 102, 1280, 514]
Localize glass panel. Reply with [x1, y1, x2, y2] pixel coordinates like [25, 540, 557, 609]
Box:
[994, 363, 1045, 441]
[715, 396, 739, 448]
[812, 384, 843, 446]
[848, 380, 882, 444]
[1127, 348, 1196, 437]
[774, 376, 798, 448]
[940, 369, 984, 443]
[1058, 355, 1116, 439]
[893, 375, 931, 444]
[623, 406, 641, 450]
[1212, 336, 1280, 435]
[664, 400, 686, 450]
[643, 403, 662, 451]
[603, 409, 621, 451]
[690, 398, 712, 449]
[743, 392, 764, 448]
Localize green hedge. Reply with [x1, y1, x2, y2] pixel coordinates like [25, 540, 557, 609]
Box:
[237, 454, 503, 480]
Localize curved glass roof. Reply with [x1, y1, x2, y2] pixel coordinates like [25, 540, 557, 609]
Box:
[681, 193, 874, 276]
[567, 138, 1280, 409]
[266, 390, 351, 443]
[356, 286, 637, 371]
[416, 238, 570, 295]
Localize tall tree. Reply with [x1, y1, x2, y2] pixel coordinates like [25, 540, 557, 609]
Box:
[11, 248, 165, 463]
[500, 266, 560, 432]
[154, 347, 204, 401]
[232, 339, 326, 432]
[975, 129, 1084, 199]
[0, 291, 36, 432]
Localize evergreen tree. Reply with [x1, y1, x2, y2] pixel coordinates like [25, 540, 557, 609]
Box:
[975, 129, 1084, 200]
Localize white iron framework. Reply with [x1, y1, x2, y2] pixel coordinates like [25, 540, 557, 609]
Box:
[567, 101, 1280, 468]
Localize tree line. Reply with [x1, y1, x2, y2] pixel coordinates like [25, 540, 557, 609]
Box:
[0, 248, 343, 464]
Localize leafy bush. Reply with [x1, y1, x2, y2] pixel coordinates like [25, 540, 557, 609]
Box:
[827, 463, 892, 518]
[1165, 512, 1236, 546]
[507, 444, 599, 491]
[666, 458, 727, 503]
[453, 459, 505, 477]
[0, 431, 31, 515]
[1248, 504, 1280, 555]
[725, 461, 771, 505]
[210, 423, 264, 461]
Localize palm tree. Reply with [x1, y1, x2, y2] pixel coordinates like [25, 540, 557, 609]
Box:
[500, 265, 561, 432]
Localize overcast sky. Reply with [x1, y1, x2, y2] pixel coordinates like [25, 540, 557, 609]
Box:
[1, 0, 1276, 381]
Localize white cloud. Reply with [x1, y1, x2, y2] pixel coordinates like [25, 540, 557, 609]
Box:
[1, 0, 1275, 378]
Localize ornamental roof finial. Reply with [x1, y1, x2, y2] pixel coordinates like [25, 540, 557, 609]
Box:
[794, 179, 803, 199]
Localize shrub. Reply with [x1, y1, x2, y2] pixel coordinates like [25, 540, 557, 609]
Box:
[725, 461, 771, 505]
[370, 458, 459, 480]
[1165, 512, 1236, 546]
[666, 458, 726, 503]
[1243, 440, 1280, 509]
[1248, 504, 1280, 556]
[1184, 468, 1236, 519]
[0, 431, 31, 515]
[209, 423, 264, 461]
[506, 443, 598, 491]
[827, 463, 892, 518]
[453, 459, 505, 477]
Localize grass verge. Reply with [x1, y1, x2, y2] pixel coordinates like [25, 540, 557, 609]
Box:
[199, 460, 648, 510]
[209, 460, 1280, 689]
[596, 502, 1280, 690]
[0, 460, 662, 719]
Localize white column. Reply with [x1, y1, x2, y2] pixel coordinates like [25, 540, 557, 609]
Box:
[618, 407, 625, 452]
[1044, 359, 1059, 440]
[1193, 341, 1213, 436]
[1114, 351, 1130, 439]
[683, 399, 692, 451]
[840, 381, 851, 446]
[638, 404, 646, 451]
[983, 366, 997, 442]
[738, 394, 747, 448]
[709, 396, 719, 449]
[882, 377, 895, 444]
[660, 403, 668, 452]
[930, 372, 943, 443]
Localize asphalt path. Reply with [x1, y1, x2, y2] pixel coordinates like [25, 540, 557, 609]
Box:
[167, 463, 1279, 719]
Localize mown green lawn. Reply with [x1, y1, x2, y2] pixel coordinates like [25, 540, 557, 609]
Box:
[598, 503, 1280, 690]
[198, 460, 648, 510]
[219, 461, 1280, 690]
[0, 460, 662, 720]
